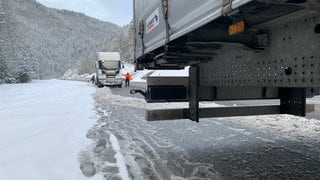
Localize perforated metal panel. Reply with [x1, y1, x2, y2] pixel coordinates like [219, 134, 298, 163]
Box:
[200, 11, 320, 87]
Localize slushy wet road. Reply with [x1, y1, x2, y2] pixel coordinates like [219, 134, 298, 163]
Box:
[86, 81, 320, 179]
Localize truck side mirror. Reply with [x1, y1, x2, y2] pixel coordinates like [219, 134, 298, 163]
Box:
[119, 61, 125, 69]
[96, 60, 102, 69]
[118, 61, 121, 69]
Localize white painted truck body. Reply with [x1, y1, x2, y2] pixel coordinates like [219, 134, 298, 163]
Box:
[95, 52, 123, 87]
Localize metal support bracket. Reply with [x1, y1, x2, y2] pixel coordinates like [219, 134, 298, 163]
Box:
[130, 89, 146, 97]
[146, 104, 315, 121]
[222, 0, 233, 15]
[279, 88, 306, 116]
[189, 65, 200, 122]
[147, 105, 280, 121]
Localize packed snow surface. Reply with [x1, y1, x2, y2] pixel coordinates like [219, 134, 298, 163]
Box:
[109, 133, 130, 180]
[224, 114, 320, 144]
[1, 79, 320, 179]
[94, 86, 320, 145]
[91, 86, 320, 179]
[0, 80, 103, 180]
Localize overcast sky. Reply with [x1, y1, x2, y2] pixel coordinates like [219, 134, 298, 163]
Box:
[36, 0, 133, 26]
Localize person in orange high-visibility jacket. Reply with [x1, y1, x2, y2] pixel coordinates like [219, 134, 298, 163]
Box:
[122, 72, 132, 87]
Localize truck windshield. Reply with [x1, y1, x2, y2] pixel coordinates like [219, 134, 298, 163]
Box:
[102, 61, 119, 70]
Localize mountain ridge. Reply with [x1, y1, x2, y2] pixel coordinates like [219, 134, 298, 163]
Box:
[0, 0, 131, 82]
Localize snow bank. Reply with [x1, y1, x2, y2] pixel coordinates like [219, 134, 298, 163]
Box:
[0, 80, 102, 180]
[109, 134, 130, 180]
[122, 62, 135, 74]
[224, 114, 320, 144]
[61, 64, 188, 83]
[131, 69, 154, 82]
[62, 64, 152, 83]
[62, 69, 94, 81]
[122, 63, 153, 82]
[93, 87, 146, 108]
[149, 67, 189, 77]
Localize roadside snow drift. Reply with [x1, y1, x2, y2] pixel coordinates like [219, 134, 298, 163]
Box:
[0, 80, 102, 180]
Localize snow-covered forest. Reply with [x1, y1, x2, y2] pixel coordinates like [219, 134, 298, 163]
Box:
[0, 0, 134, 83]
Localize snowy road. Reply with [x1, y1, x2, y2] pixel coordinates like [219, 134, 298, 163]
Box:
[90, 83, 320, 179]
[1, 80, 320, 179]
[0, 80, 103, 180]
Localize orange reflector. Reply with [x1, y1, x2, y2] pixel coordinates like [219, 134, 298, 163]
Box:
[229, 21, 245, 35]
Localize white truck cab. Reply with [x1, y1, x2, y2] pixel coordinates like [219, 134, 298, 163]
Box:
[95, 52, 124, 88]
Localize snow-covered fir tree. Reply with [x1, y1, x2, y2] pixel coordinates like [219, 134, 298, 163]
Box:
[0, 0, 133, 82]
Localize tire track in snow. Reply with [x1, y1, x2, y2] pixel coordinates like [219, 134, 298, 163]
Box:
[89, 87, 224, 179]
[109, 133, 130, 180]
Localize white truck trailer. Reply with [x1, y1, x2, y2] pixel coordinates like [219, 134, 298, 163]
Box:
[133, 0, 320, 121]
[94, 52, 123, 88]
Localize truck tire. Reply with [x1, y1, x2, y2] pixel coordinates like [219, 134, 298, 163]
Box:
[95, 78, 103, 88]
